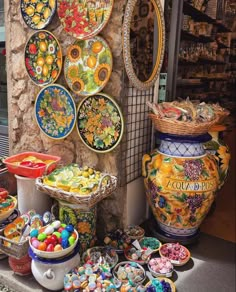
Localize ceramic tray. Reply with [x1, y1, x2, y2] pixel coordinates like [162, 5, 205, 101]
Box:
[64, 36, 112, 96]
[21, 0, 56, 30]
[57, 0, 114, 39]
[76, 93, 124, 153]
[34, 84, 76, 139]
[25, 30, 62, 86]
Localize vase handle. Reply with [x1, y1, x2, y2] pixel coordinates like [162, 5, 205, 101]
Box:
[142, 154, 152, 177]
[43, 268, 55, 280]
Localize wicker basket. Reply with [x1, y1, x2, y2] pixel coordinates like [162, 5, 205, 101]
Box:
[0, 235, 29, 259]
[149, 113, 220, 136]
[35, 174, 117, 207]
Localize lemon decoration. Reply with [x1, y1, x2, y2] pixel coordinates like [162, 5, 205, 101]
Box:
[87, 56, 97, 68]
[37, 57, 45, 67]
[46, 55, 54, 65]
[25, 5, 35, 16]
[43, 7, 51, 19]
[39, 41, 47, 52]
[36, 3, 45, 13]
[92, 41, 103, 54]
[42, 64, 49, 77]
[32, 14, 41, 24]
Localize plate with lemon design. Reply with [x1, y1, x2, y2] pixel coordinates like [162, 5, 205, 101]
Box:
[25, 30, 62, 86]
[64, 36, 112, 96]
[21, 0, 56, 30]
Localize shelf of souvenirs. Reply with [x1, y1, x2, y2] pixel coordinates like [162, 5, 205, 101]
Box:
[181, 29, 214, 43]
[183, 1, 232, 32]
[177, 74, 230, 87]
[179, 57, 226, 65]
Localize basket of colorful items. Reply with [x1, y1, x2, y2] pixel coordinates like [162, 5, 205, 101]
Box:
[159, 242, 191, 266]
[145, 277, 176, 292]
[147, 99, 229, 136]
[35, 164, 117, 207]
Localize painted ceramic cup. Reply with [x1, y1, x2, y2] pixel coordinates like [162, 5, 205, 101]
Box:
[142, 133, 219, 238]
[204, 125, 231, 190]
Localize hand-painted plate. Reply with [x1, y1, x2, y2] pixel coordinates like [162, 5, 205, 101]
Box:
[57, 0, 114, 39]
[21, 0, 57, 30]
[76, 93, 124, 153]
[35, 84, 76, 139]
[25, 30, 62, 86]
[64, 36, 112, 96]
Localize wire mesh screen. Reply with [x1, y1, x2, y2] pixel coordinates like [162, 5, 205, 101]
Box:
[121, 82, 154, 184]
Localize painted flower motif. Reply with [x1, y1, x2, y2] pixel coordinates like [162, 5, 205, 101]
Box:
[158, 196, 166, 208]
[184, 160, 203, 180]
[77, 222, 91, 234]
[67, 65, 79, 80]
[94, 63, 111, 86]
[218, 145, 230, 173]
[48, 43, 55, 54]
[67, 45, 82, 62]
[36, 66, 42, 74]
[72, 78, 85, 93]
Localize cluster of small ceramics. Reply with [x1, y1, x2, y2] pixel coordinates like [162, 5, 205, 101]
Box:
[159, 243, 190, 264]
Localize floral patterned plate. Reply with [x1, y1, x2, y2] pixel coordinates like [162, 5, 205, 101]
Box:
[35, 84, 76, 139]
[76, 93, 124, 153]
[57, 0, 114, 39]
[21, 0, 57, 30]
[25, 30, 62, 86]
[64, 36, 112, 96]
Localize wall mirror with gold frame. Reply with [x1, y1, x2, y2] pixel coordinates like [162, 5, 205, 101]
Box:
[122, 0, 165, 91]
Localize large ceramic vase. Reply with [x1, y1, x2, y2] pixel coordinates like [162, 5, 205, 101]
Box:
[142, 133, 220, 239]
[204, 125, 231, 190]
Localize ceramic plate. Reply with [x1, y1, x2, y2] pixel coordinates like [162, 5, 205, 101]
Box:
[25, 30, 62, 86]
[64, 36, 112, 96]
[21, 0, 56, 30]
[57, 0, 114, 39]
[76, 93, 124, 153]
[35, 84, 76, 139]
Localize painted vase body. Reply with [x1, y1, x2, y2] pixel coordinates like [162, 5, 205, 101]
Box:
[142, 133, 219, 238]
[204, 125, 230, 190]
[58, 200, 97, 254]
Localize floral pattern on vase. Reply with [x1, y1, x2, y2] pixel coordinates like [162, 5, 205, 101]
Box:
[142, 133, 219, 237]
[204, 125, 231, 190]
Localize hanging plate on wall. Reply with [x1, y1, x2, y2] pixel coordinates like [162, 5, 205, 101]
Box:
[20, 0, 57, 30]
[64, 36, 112, 96]
[57, 0, 114, 39]
[76, 93, 124, 153]
[25, 30, 63, 86]
[35, 84, 76, 139]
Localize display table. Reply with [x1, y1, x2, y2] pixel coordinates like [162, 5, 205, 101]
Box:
[0, 232, 235, 292]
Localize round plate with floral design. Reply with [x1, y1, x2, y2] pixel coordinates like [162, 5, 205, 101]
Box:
[35, 84, 76, 139]
[25, 30, 62, 86]
[57, 0, 114, 39]
[76, 93, 124, 153]
[64, 36, 112, 96]
[21, 0, 57, 30]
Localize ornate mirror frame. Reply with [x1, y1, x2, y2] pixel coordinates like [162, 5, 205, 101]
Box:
[122, 0, 165, 91]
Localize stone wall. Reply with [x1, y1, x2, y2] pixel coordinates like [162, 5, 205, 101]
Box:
[5, 0, 128, 238]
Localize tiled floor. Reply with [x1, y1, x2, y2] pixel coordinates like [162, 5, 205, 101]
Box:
[201, 127, 236, 243]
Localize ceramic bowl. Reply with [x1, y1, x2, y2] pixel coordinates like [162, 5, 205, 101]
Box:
[159, 243, 191, 266]
[0, 196, 17, 222]
[82, 246, 119, 269]
[124, 246, 151, 265]
[148, 257, 174, 278]
[139, 236, 162, 253]
[145, 276, 176, 292]
[113, 261, 146, 286]
[124, 225, 145, 240]
[29, 230, 78, 259]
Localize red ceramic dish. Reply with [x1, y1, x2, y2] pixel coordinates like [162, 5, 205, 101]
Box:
[4, 152, 61, 178]
[159, 243, 191, 266]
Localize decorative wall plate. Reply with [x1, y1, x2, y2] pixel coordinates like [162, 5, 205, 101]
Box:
[35, 84, 76, 139]
[76, 93, 124, 153]
[21, 0, 57, 30]
[25, 30, 62, 86]
[57, 0, 114, 39]
[64, 36, 112, 96]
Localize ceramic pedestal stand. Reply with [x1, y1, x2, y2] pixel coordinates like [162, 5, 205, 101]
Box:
[142, 133, 220, 243]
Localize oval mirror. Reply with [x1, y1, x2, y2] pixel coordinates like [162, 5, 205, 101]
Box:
[123, 0, 165, 90]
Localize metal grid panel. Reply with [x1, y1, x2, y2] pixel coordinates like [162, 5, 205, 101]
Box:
[122, 83, 154, 184]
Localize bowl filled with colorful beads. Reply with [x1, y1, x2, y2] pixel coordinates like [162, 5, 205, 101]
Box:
[145, 277, 176, 292]
[148, 257, 174, 278]
[139, 237, 162, 254]
[124, 225, 145, 240]
[29, 220, 78, 259]
[113, 261, 146, 286]
[64, 262, 122, 291]
[103, 228, 132, 253]
[82, 246, 119, 269]
[124, 245, 152, 265]
[159, 243, 191, 266]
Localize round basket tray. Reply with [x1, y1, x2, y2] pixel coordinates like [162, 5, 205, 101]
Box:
[149, 113, 220, 136]
[35, 174, 117, 207]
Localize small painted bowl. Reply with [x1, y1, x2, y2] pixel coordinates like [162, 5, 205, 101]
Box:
[148, 257, 174, 278]
[0, 196, 17, 222]
[139, 237, 162, 253]
[124, 225, 145, 240]
[159, 243, 191, 266]
[124, 246, 151, 265]
[145, 277, 176, 292]
[113, 261, 146, 286]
